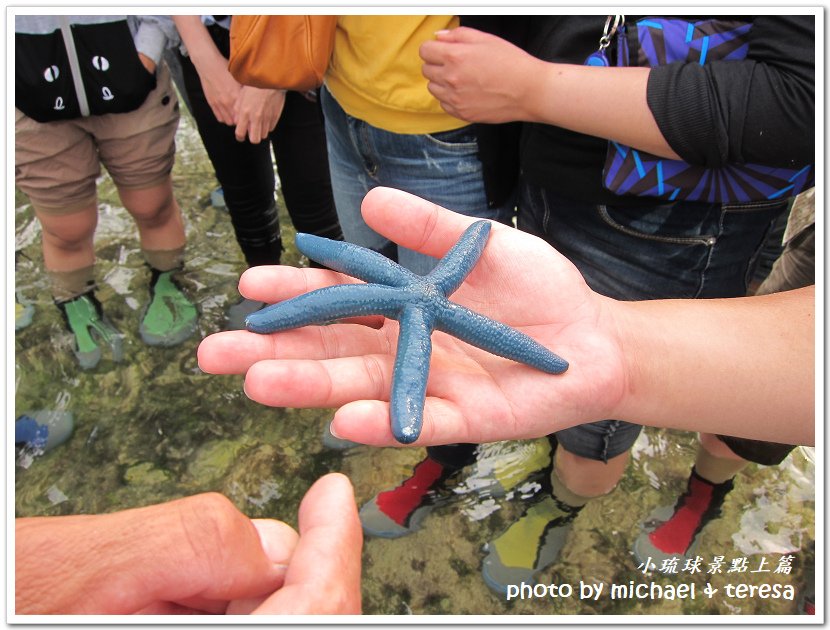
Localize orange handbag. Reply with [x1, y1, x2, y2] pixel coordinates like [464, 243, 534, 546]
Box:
[228, 15, 337, 91]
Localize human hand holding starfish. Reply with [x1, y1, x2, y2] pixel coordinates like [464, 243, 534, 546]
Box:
[198, 187, 814, 447]
[198, 187, 628, 446]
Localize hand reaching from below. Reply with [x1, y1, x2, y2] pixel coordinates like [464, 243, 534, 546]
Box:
[15, 474, 362, 615]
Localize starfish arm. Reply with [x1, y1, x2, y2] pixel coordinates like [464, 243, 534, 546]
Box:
[425, 220, 491, 296]
[435, 303, 569, 374]
[245, 284, 405, 333]
[389, 306, 435, 444]
[295, 233, 419, 287]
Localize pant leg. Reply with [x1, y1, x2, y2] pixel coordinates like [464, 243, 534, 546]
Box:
[320, 85, 397, 261]
[177, 34, 281, 267]
[269, 91, 342, 244]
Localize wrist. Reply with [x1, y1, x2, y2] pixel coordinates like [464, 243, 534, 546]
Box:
[599, 297, 651, 424]
[189, 44, 228, 75]
[518, 57, 553, 122]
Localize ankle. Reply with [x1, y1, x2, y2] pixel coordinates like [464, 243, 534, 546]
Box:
[49, 266, 96, 304]
[694, 445, 748, 484]
[550, 464, 592, 509]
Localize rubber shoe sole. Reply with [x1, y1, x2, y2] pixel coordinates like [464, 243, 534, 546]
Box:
[359, 495, 434, 538]
[632, 504, 702, 567]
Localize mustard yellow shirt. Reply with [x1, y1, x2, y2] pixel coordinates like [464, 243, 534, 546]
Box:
[325, 15, 466, 134]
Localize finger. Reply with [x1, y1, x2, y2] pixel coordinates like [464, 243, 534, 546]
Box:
[243, 354, 394, 408]
[246, 122, 262, 144]
[237, 265, 386, 327]
[361, 186, 497, 261]
[425, 85, 461, 119]
[238, 265, 354, 304]
[235, 120, 247, 142]
[435, 26, 480, 43]
[420, 61, 444, 85]
[233, 103, 250, 142]
[330, 400, 396, 446]
[249, 114, 265, 144]
[224, 519, 299, 615]
[166, 516, 299, 614]
[418, 38, 447, 66]
[330, 397, 481, 447]
[254, 473, 362, 614]
[197, 322, 391, 375]
[134, 601, 207, 614]
[208, 103, 229, 126]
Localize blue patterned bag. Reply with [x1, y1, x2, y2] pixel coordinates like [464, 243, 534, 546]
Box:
[601, 17, 814, 204]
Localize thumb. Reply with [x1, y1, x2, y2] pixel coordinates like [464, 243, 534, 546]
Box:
[253, 473, 363, 614]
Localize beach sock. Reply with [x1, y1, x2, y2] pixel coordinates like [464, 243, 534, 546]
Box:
[359, 456, 458, 538]
[15, 410, 74, 454]
[481, 494, 583, 595]
[458, 438, 553, 498]
[139, 266, 198, 347]
[47, 265, 95, 303]
[633, 468, 734, 565]
[480, 463, 586, 594]
[57, 291, 123, 369]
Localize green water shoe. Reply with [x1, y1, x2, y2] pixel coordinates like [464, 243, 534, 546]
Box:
[58, 293, 123, 369]
[140, 269, 198, 347]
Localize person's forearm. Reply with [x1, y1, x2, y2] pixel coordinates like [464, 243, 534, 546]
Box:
[610, 286, 815, 444]
[172, 16, 227, 74]
[524, 61, 681, 160]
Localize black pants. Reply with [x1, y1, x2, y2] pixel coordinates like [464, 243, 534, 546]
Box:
[178, 24, 342, 267]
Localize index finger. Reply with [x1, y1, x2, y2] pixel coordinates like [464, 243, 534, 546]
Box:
[418, 37, 448, 65]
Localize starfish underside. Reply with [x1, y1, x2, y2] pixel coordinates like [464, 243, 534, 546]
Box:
[246, 221, 568, 444]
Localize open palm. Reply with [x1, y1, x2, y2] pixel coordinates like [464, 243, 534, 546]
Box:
[197, 187, 629, 446]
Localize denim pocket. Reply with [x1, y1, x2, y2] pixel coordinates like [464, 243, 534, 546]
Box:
[722, 199, 789, 214]
[597, 203, 717, 247]
[593, 203, 720, 298]
[425, 125, 478, 150]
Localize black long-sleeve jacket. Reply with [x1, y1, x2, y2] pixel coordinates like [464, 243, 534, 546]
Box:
[519, 15, 815, 205]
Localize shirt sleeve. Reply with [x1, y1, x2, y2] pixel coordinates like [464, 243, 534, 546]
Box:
[646, 15, 814, 169]
[131, 15, 181, 65]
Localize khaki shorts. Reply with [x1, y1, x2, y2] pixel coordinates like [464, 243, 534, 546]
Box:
[15, 61, 180, 214]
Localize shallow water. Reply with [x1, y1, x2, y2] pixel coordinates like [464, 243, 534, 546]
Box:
[14, 108, 815, 616]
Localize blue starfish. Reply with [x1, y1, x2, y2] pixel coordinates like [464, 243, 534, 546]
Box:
[246, 221, 568, 444]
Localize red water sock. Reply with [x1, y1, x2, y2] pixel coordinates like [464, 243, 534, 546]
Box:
[375, 458, 448, 527]
[647, 469, 734, 555]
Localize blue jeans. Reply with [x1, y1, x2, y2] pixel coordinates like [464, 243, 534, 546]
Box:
[320, 85, 514, 275]
[519, 179, 788, 461]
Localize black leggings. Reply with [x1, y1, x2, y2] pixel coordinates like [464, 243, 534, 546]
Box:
[178, 24, 342, 267]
